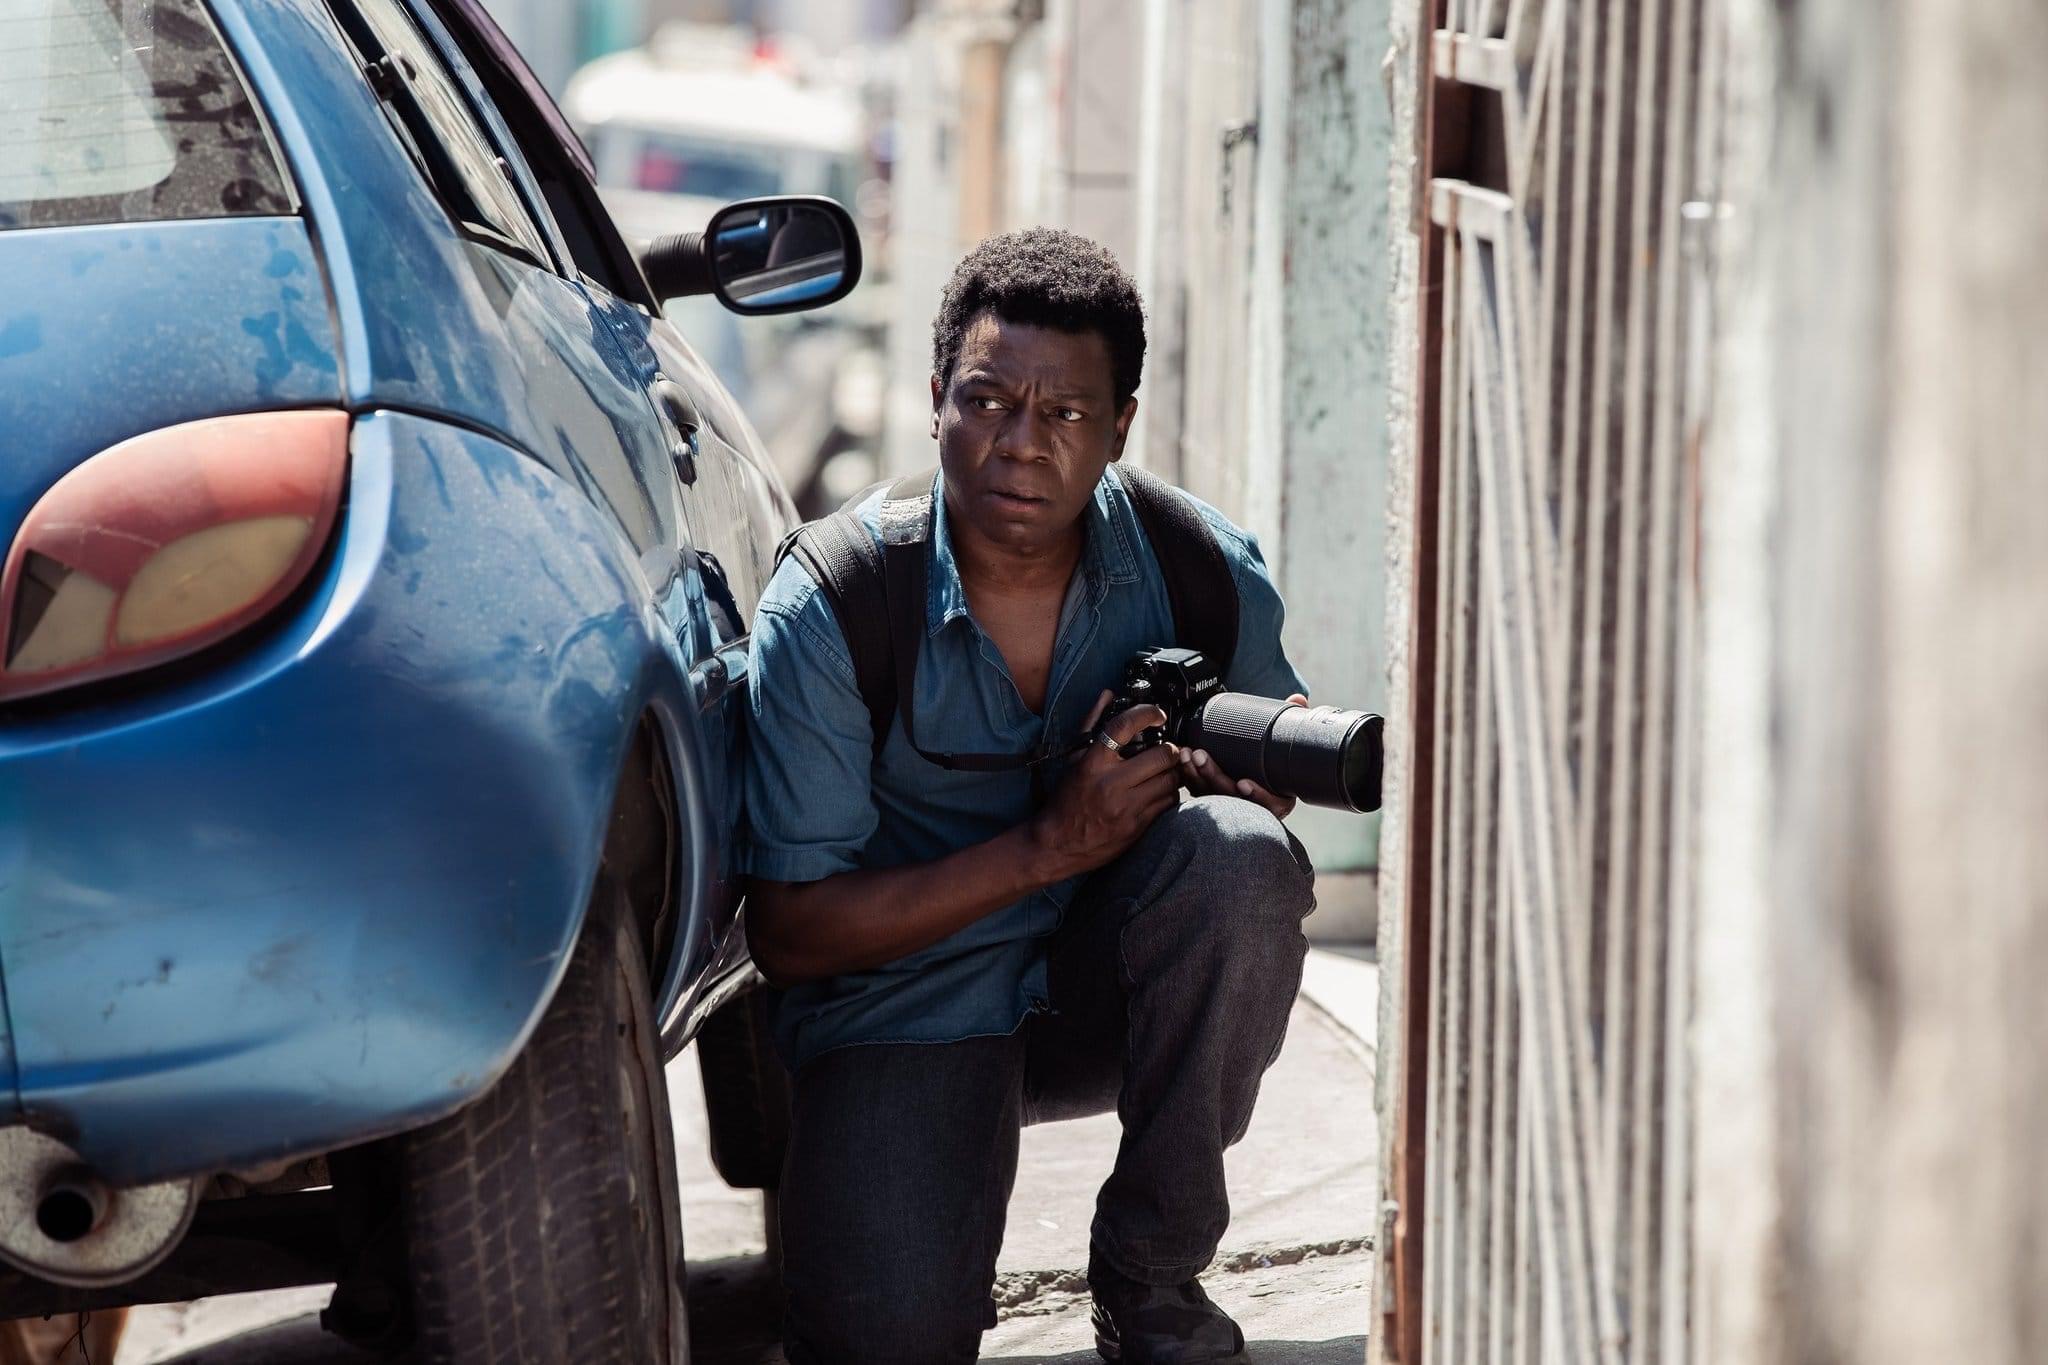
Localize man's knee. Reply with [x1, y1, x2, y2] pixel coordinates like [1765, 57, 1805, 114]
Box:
[1150, 795, 1316, 919]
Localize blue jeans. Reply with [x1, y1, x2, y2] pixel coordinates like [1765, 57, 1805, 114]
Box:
[778, 796, 1315, 1365]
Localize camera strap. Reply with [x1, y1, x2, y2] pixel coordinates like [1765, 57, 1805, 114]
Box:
[778, 465, 1239, 775]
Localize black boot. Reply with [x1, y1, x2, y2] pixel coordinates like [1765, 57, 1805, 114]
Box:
[1087, 1254, 1247, 1364]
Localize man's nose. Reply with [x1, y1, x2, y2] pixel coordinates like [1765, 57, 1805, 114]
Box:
[997, 405, 1054, 461]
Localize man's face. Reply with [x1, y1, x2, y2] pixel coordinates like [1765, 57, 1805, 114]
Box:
[930, 311, 1137, 554]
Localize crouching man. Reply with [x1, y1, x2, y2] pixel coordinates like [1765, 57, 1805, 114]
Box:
[741, 228, 1315, 1365]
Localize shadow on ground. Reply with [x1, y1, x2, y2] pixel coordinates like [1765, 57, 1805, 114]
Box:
[146, 1253, 1365, 1365]
[992, 1344, 1366, 1365]
[145, 1255, 788, 1364]
[146, 1313, 356, 1364]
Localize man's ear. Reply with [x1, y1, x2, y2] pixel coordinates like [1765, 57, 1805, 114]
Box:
[929, 373, 944, 440]
[1109, 396, 1139, 460]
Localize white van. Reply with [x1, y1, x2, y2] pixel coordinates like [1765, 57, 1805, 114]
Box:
[565, 36, 881, 513]
[565, 41, 865, 219]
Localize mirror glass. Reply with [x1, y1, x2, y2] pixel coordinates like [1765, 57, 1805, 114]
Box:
[708, 203, 849, 313]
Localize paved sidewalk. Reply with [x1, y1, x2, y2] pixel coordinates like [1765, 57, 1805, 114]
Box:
[120, 951, 1377, 1364]
[682, 948, 1378, 1365]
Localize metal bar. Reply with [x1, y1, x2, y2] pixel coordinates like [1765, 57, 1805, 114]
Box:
[1486, 219, 1641, 1360]
[1632, 2, 1704, 1358]
[1662, 5, 1724, 1362]
[1593, 0, 1666, 1341]
[1407, 4, 1720, 1359]
[1436, 30, 1519, 92]
[1464, 233, 1605, 1363]
[1460, 567, 1501, 1361]
[1548, 0, 1592, 792]
[1554, 0, 1602, 1035]
[1390, 1, 1459, 1354]
[1513, 1058, 1539, 1365]
[1485, 768, 1518, 1365]
[1428, 227, 1483, 1363]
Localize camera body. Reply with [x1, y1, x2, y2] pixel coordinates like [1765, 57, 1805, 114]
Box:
[1098, 646, 1384, 813]
[1101, 647, 1224, 752]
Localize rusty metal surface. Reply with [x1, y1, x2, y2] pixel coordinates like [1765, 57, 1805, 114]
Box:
[1394, 0, 1713, 1358]
[1383, 0, 1454, 1357]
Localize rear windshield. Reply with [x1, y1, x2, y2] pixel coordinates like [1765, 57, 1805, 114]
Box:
[0, 0, 292, 231]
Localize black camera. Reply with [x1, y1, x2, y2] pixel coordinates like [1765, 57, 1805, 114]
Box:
[1100, 647, 1383, 813]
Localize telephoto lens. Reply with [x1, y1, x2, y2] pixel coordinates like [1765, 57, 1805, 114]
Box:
[1183, 694, 1384, 813]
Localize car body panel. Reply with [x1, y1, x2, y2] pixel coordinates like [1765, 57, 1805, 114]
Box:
[0, 0, 796, 1183]
[219, 0, 747, 1007]
[0, 412, 712, 1183]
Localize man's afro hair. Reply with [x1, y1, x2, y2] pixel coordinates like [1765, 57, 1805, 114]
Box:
[932, 227, 1147, 404]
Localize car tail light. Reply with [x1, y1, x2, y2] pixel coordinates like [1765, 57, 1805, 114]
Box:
[0, 411, 350, 702]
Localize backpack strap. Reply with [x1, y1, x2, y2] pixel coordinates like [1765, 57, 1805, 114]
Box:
[779, 472, 1050, 771]
[1111, 463, 1240, 676]
[778, 465, 1241, 770]
[776, 506, 894, 760]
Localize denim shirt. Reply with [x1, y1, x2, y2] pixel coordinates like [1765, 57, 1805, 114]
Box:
[738, 467, 1307, 1068]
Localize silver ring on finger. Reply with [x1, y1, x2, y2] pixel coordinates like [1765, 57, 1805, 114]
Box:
[1093, 730, 1122, 754]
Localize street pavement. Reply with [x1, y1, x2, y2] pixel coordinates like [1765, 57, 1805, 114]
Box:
[116, 951, 1377, 1365]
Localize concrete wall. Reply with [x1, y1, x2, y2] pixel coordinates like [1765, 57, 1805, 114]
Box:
[1368, 0, 1420, 1348]
[1246, 0, 1391, 936]
[1694, 0, 2048, 1358]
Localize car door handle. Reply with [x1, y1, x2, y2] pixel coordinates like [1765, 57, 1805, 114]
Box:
[650, 377, 700, 485]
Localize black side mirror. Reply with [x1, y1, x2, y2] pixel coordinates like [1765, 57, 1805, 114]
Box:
[641, 195, 862, 315]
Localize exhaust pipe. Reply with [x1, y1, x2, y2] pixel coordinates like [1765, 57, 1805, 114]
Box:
[0, 1128, 200, 1287]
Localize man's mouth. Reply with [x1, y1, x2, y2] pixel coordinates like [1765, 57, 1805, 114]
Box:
[987, 487, 1049, 508]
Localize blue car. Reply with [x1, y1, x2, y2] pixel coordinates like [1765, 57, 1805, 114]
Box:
[0, 0, 851, 1357]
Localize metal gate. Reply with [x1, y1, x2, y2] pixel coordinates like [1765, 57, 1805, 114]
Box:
[1385, 0, 1721, 1358]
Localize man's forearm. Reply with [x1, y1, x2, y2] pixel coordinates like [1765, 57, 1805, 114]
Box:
[746, 823, 1075, 985]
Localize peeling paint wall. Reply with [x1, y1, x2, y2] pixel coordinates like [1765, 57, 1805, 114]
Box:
[1369, 0, 1420, 1350]
[1131, 0, 1393, 936]
[1250, 0, 1392, 926]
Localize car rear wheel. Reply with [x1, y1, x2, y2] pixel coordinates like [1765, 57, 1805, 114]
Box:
[394, 880, 687, 1364]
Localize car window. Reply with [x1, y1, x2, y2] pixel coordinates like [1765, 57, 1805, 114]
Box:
[418, 0, 656, 307]
[337, 0, 550, 266]
[0, 0, 292, 231]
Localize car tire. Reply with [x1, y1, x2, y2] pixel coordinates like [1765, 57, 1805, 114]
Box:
[395, 880, 687, 1365]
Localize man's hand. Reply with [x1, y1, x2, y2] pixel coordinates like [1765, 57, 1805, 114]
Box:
[1177, 692, 1309, 821]
[1027, 691, 1183, 881]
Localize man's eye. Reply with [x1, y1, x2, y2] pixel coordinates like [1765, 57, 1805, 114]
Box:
[1055, 408, 1085, 422]
[971, 396, 1005, 412]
